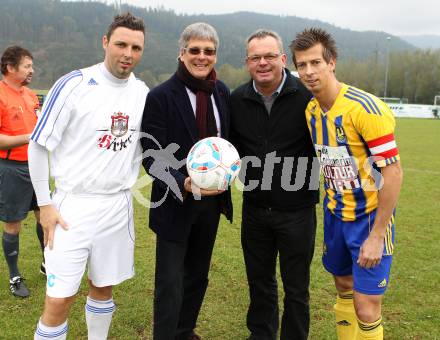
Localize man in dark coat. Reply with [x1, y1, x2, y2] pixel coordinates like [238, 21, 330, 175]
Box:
[230, 29, 319, 340]
[141, 22, 232, 340]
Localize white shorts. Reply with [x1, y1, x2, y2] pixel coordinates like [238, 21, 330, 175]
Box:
[45, 190, 135, 298]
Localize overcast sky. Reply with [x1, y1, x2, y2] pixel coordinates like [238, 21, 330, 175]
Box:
[98, 0, 439, 36]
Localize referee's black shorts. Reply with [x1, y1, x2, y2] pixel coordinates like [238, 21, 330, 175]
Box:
[0, 158, 38, 223]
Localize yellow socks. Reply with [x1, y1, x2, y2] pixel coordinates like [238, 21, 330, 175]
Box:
[334, 290, 358, 340]
[356, 317, 383, 340]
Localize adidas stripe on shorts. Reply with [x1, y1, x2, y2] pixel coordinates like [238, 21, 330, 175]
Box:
[322, 208, 394, 295]
[45, 189, 135, 298]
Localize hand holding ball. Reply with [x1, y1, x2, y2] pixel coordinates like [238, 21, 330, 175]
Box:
[186, 137, 241, 190]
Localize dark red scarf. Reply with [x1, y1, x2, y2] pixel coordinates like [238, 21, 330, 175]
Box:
[176, 60, 218, 139]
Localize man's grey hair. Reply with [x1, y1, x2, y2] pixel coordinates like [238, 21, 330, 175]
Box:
[178, 22, 219, 51]
[246, 29, 284, 54]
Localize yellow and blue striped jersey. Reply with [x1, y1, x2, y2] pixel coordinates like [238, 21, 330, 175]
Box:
[305, 83, 400, 221]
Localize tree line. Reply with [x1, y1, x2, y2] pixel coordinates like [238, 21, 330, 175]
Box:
[1, 0, 438, 103]
[196, 49, 440, 105]
[336, 49, 440, 104]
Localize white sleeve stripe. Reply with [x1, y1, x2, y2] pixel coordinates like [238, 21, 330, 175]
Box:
[32, 70, 81, 141]
[32, 70, 80, 139]
[369, 141, 397, 155]
[32, 70, 82, 141]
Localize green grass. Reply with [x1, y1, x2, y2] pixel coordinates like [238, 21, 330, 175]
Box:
[0, 118, 439, 339]
[31, 89, 49, 96]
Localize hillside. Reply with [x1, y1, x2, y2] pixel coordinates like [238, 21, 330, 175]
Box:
[0, 0, 415, 88]
[401, 34, 440, 49]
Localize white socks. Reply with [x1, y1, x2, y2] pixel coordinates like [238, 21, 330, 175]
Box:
[34, 296, 115, 340]
[85, 296, 116, 340]
[34, 319, 67, 340]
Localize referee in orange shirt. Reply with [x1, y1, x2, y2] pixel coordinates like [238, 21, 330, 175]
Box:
[0, 46, 45, 297]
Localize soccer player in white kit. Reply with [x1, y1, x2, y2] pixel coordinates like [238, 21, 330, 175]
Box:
[28, 13, 149, 340]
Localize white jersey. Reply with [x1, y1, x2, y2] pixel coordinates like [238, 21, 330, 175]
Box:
[31, 63, 149, 194]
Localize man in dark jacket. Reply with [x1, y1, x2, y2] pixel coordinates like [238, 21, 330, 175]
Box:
[141, 22, 232, 340]
[230, 29, 319, 340]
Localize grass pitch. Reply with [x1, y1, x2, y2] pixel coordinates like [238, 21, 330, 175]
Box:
[0, 118, 439, 339]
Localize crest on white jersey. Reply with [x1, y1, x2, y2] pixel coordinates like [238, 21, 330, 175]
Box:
[111, 112, 129, 137]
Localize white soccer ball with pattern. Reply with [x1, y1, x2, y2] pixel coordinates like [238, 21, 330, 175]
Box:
[186, 137, 241, 190]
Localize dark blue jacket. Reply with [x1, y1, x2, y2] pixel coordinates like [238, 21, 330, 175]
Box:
[141, 73, 233, 241]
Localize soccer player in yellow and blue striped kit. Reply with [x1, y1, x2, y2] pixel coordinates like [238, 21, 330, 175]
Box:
[290, 28, 403, 340]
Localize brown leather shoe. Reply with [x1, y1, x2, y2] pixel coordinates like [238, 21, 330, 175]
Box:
[187, 332, 201, 340]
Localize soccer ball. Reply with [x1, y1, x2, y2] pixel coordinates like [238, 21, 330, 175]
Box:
[186, 137, 241, 190]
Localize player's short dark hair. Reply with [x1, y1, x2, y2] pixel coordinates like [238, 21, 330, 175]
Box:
[106, 12, 145, 40]
[289, 28, 338, 67]
[1, 45, 33, 75]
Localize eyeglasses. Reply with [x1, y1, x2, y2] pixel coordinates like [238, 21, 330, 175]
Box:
[246, 53, 282, 63]
[184, 47, 217, 56]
